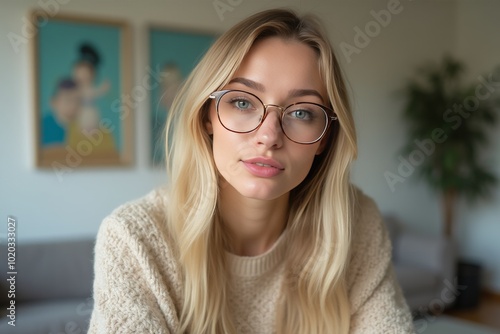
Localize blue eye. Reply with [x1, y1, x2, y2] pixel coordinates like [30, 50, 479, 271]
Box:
[290, 109, 312, 120]
[235, 100, 251, 110]
[226, 97, 255, 111]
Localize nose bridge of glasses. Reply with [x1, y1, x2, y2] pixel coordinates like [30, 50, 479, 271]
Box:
[257, 104, 284, 129]
[263, 104, 286, 119]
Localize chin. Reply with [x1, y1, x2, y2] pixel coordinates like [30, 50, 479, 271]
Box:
[235, 181, 288, 201]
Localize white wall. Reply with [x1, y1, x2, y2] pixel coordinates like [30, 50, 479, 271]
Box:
[454, 0, 500, 292]
[1, 0, 499, 291]
[332, 1, 456, 237]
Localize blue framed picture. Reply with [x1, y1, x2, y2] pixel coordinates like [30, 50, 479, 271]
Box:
[33, 12, 133, 169]
[149, 26, 216, 166]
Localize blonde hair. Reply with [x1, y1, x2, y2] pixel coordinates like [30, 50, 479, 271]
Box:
[165, 8, 357, 334]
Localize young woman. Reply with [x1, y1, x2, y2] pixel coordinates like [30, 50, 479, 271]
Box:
[89, 9, 415, 334]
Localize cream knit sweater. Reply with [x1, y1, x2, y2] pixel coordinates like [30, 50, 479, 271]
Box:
[88, 188, 415, 333]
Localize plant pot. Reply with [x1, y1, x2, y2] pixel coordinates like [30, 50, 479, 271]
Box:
[453, 260, 482, 310]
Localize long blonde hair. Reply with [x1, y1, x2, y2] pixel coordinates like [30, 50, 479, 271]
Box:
[165, 8, 357, 334]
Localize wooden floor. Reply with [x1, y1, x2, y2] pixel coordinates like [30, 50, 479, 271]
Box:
[445, 291, 500, 329]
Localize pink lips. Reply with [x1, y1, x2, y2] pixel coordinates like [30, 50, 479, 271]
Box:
[242, 157, 285, 177]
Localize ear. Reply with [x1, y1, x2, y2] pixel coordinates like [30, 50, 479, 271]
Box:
[204, 102, 215, 135]
[205, 117, 213, 135]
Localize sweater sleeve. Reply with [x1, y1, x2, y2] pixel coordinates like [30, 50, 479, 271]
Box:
[88, 213, 178, 333]
[347, 193, 415, 334]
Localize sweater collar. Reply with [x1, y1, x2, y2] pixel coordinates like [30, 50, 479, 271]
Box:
[225, 230, 288, 277]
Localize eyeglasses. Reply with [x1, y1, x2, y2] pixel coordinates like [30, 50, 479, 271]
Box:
[208, 90, 337, 144]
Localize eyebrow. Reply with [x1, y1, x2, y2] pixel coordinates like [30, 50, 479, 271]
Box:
[288, 88, 324, 101]
[228, 77, 325, 101]
[229, 77, 265, 92]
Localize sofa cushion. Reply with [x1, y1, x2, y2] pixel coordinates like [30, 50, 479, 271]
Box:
[0, 239, 95, 303]
[394, 264, 439, 295]
[0, 298, 93, 334]
[395, 233, 451, 275]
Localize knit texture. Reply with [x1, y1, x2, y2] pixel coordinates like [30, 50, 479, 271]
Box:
[88, 187, 415, 333]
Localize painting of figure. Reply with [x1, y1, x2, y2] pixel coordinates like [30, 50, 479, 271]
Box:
[34, 13, 132, 168]
[149, 27, 216, 166]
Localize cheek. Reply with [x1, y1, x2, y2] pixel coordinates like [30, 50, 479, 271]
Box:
[209, 108, 239, 176]
[212, 133, 230, 162]
[291, 146, 320, 182]
[211, 132, 242, 184]
[210, 120, 258, 181]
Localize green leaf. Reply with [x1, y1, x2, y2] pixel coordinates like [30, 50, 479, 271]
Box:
[398, 55, 498, 230]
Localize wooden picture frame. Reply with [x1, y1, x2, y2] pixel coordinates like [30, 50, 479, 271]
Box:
[148, 25, 217, 166]
[32, 12, 133, 168]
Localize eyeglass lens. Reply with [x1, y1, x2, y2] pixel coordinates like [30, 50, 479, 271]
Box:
[216, 90, 329, 144]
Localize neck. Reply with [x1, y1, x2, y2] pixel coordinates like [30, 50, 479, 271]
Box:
[219, 182, 289, 257]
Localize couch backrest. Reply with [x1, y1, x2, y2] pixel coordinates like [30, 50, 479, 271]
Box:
[0, 238, 95, 303]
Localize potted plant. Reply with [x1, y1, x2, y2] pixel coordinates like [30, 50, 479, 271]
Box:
[400, 56, 498, 309]
[400, 56, 498, 237]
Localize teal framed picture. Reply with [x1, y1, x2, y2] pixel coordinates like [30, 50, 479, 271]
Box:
[149, 26, 216, 166]
[33, 12, 133, 169]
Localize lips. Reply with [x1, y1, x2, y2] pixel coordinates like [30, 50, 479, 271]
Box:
[243, 157, 284, 170]
[241, 157, 284, 177]
[254, 162, 274, 167]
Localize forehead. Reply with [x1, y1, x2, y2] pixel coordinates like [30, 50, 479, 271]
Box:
[231, 37, 326, 100]
[56, 87, 79, 97]
[75, 62, 94, 71]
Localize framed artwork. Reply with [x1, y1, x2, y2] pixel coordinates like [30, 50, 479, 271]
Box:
[33, 12, 133, 168]
[149, 26, 216, 166]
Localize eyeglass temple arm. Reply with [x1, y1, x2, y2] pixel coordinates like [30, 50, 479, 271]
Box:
[209, 90, 230, 100]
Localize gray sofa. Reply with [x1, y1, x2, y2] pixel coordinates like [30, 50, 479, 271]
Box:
[0, 218, 456, 332]
[0, 239, 95, 334]
[385, 216, 458, 313]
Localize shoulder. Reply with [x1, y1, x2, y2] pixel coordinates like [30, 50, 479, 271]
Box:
[347, 187, 393, 310]
[108, 186, 168, 218]
[91, 187, 183, 332]
[95, 186, 177, 261]
[42, 113, 62, 130]
[351, 187, 382, 226]
[95, 185, 182, 281]
[99, 187, 168, 236]
[42, 112, 56, 124]
[349, 186, 387, 250]
[348, 185, 390, 258]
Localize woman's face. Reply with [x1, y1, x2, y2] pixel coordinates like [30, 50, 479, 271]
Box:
[73, 63, 95, 86]
[207, 37, 329, 201]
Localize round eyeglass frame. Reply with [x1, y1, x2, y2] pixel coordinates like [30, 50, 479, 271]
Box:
[208, 89, 338, 145]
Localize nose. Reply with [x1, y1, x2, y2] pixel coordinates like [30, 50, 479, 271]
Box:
[254, 106, 284, 149]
